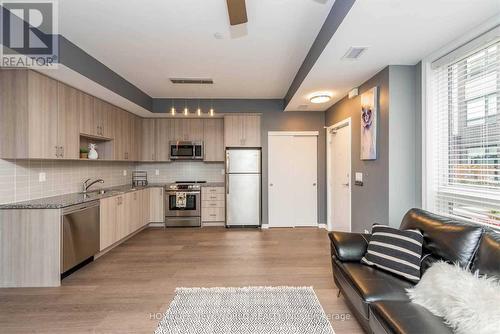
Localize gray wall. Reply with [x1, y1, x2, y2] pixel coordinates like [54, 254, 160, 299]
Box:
[325, 65, 422, 232]
[260, 110, 327, 226]
[388, 65, 419, 227]
[325, 67, 391, 232]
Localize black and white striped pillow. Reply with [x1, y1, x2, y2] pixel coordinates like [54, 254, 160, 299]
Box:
[361, 224, 423, 283]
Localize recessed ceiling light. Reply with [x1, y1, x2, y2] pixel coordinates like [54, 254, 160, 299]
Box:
[310, 94, 331, 104]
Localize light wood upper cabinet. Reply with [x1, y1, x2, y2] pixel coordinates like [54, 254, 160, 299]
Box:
[141, 119, 156, 161]
[27, 71, 59, 159]
[114, 110, 134, 161]
[189, 119, 204, 141]
[156, 119, 174, 161]
[57, 83, 81, 159]
[224, 115, 261, 148]
[203, 119, 225, 162]
[79, 96, 113, 138]
[78, 92, 95, 136]
[93, 99, 114, 138]
[132, 116, 142, 161]
[172, 119, 204, 141]
[0, 69, 80, 159]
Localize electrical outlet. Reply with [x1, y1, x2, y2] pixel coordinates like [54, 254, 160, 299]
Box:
[155, 169, 159, 176]
[123, 170, 127, 176]
[38, 172, 46, 182]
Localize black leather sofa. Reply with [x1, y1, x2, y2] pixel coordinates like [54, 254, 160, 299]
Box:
[329, 208, 500, 334]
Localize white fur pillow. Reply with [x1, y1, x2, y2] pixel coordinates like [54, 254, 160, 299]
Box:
[406, 261, 500, 334]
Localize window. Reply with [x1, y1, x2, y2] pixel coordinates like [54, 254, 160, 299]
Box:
[429, 40, 500, 228]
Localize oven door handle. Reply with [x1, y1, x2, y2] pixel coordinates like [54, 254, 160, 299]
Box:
[166, 191, 200, 195]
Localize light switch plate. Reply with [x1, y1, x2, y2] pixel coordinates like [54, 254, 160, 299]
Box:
[155, 169, 160, 176]
[38, 172, 46, 182]
[354, 172, 364, 186]
[123, 170, 127, 176]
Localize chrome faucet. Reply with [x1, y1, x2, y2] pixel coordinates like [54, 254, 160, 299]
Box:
[82, 178, 104, 193]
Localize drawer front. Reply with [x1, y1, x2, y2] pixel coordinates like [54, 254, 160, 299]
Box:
[203, 193, 224, 201]
[202, 200, 225, 208]
[202, 187, 224, 196]
[202, 207, 225, 222]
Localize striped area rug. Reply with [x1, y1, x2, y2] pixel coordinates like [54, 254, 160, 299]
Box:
[155, 286, 335, 334]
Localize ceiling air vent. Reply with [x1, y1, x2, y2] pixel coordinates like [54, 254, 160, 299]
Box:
[342, 47, 367, 60]
[297, 104, 309, 110]
[170, 78, 214, 84]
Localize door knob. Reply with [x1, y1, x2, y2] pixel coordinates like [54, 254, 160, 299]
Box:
[313, 183, 317, 186]
[342, 183, 350, 186]
[269, 183, 273, 187]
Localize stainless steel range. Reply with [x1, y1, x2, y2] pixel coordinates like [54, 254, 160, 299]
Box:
[165, 181, 205, 227]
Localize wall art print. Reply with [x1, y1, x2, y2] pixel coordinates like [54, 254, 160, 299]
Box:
[360, 87, 378, 160]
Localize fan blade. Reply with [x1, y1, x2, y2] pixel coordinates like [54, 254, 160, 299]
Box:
[226, 0, 248, 26]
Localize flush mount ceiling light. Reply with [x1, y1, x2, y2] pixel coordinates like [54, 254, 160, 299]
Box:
[310, 94, 331, 104]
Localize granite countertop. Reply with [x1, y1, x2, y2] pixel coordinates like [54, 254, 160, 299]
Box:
[0, 183, 168, 210]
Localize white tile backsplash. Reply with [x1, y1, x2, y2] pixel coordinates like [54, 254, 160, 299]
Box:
[136, 161, 225, 183]
[0, 159, 225, 204]
[0, 159, 135, 204]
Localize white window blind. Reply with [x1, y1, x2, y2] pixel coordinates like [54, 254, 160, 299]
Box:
[431, 40, 500, 228]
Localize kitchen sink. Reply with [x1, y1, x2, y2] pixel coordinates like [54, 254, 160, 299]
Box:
[80, 189, 107, 195]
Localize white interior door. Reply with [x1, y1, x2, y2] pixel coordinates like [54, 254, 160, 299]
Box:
[268, 133, 318, 227]
[292, 136, 318, 226]
[328, 122, 351, 232]
[268, 135, 295, 227]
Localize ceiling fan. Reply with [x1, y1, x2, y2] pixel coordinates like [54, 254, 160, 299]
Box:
[226, 0, 248, 26]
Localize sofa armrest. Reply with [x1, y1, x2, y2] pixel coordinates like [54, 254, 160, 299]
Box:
[329, 231, 371, 262]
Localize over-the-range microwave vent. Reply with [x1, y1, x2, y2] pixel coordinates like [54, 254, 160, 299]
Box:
[170, 78, 214, 85]
[342, 47, 367, 60]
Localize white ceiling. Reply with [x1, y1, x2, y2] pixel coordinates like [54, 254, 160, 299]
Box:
[58, 0, 335, 98]
[285, 0, 500, 111]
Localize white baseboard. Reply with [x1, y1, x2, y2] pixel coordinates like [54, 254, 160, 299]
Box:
[148, 222, 165, 227]
[261, 224, 270, 229]
[318, 224, 327, 230]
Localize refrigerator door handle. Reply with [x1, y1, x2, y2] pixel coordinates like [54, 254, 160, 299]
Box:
[226, 151, 230, 172]
[226, 174, 229, 194]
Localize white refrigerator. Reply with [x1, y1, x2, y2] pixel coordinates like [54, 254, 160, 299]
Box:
[225, 148, 261, 227]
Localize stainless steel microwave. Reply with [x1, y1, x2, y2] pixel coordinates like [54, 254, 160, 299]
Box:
[169, 141, 203, 160]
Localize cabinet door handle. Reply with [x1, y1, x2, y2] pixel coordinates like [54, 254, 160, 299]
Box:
[209, 214, 216, 217]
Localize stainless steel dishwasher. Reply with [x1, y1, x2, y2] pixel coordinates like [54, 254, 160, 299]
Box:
[61, 201, 100, 274]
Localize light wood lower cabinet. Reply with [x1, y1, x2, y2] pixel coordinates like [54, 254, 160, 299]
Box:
[201, 187, 225, 223]
[99, 189, 153, 251]
[149, 187, 165, 222]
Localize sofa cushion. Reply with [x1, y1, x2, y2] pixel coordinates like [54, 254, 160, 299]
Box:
[369, 301, 453, 334]
[471, 232, 500, 278]
[400, 208, 483, 268]
[362, 224, 423, 282]
[333, 260, 413, 319]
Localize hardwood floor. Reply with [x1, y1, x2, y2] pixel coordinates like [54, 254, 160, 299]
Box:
[0, 227, 363, 334]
